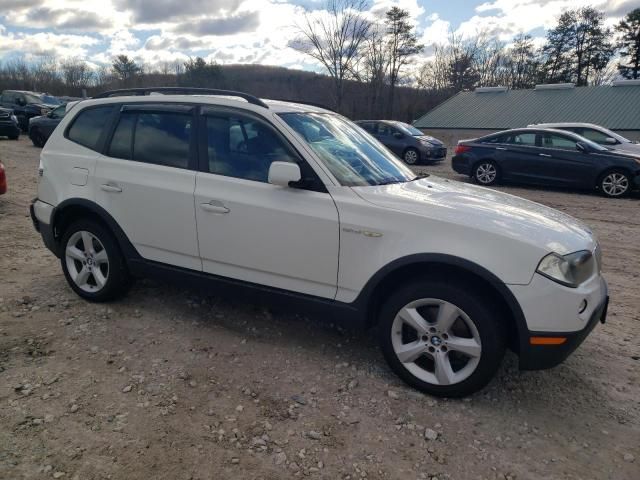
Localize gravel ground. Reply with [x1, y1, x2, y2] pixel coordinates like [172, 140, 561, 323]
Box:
[1, 136, 638, 480]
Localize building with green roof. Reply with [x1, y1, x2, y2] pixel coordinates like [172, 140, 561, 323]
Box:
[413, 81, 640, 148]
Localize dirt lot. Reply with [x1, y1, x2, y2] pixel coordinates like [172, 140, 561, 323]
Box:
[1, 136, 638, 480]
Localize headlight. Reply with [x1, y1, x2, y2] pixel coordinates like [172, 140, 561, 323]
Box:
[10, 115, 17, 123]
[536, 250, 595, 288]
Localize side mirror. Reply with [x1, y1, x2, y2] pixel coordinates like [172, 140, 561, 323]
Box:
[576, 142, 589, 153]
[268, 161, 301, 187]
[604, 137, 617, 145]
[393, 132, 404, 139]
[16, 98, 26, 106]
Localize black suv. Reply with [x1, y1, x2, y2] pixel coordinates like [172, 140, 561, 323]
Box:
[0, 90, 61, 131]
[0, 107, 20, 139]
[355, 120, 446, 165]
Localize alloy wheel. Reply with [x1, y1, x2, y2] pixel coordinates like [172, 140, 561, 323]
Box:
[601, 172, 629, 197]
[475, 163, 497, 184]
[391, 298, 482, 386]
[404, 149, 418, 165]
[65, 231, 110, 293]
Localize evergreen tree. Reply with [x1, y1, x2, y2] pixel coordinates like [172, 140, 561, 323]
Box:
[616, 8, 640, 79]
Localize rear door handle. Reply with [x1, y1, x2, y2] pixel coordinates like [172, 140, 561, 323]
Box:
[100, 183, 122, 193]
[539, 153, 552, 158]
[200, 200, 230, 214]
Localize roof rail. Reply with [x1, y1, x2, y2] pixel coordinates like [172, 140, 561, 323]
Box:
[93, 87, 269, 108]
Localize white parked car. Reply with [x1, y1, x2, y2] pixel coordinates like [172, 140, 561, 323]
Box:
[31, 88, 609, 397]
[529, 122, 640, 154]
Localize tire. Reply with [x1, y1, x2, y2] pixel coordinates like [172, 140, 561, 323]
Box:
[60, 219, 131, 302]
[473, 160, 499, 186]
[30, 129, 45, 148]
[378, 279, 506, 397]
[598, 170, 631, 198]
[403, 148, 419, 165]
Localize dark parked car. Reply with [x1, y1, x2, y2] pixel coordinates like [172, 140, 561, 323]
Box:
[29, 104, 67, 147]
[0, 90, 61, 131]
[452, 128, 640, 198]
[0, 107, 20, 139]
[355, 120, 446, 164]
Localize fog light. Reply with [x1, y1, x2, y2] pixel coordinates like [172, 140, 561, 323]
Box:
[578, 299, 588, 314]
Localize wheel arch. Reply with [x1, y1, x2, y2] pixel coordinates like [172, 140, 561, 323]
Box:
[355, 254, 527, 353]
[51, 198, 139, 260]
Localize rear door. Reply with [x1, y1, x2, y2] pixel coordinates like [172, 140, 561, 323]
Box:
[94, 103, 201, 270]
[483, 131, 541, 182]
[194, 107, 340, 298]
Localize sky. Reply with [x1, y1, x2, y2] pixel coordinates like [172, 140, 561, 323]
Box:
[0, 0, 637, 72]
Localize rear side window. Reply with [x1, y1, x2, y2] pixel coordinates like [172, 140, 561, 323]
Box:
[67, 106, 114, 151]
[107, 111, 192, 169]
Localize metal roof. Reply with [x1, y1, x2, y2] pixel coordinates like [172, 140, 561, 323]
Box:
[413, 84, 640, 130]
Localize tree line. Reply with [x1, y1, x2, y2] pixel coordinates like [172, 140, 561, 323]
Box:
[0, 4, 637, 122]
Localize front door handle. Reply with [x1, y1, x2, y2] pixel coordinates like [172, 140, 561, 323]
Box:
[495, 147, 507, 151]
[100, 183, 122, 193]
[539, 153, 552, 158]
[200, 200, 230, 214]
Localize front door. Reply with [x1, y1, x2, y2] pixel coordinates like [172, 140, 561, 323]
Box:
[536, 132, 594, 186]
[194, 108, 340, 298]
[94, 104, 201, 270]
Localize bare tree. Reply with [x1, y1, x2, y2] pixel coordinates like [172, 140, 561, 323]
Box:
[60, 59, 94, 91]
[290, 0, 371, 111]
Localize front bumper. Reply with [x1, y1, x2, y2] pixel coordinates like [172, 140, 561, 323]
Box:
[420, 146, 447, 161]
[0, 121, 20, 137]
[519, 295, 608, 370]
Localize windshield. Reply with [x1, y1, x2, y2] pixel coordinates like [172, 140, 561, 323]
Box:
[395, 122, 424, 136]
[279, 113, 417, 187]
[24, 93, 61, 105]
[575, 135, 609, 151]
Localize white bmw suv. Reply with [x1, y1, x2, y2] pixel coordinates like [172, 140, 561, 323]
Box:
[30, 88, 609, 397]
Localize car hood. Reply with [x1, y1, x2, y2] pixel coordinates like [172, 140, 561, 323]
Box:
[415, 135, 443, 146]
[610, 142, 640, 155]
[351, 176, 596, 254]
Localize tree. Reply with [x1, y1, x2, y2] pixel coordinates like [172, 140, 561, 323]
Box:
[111, 55, 141, 84]
[541, 7, 613, 86]
[616, 8, 640, 79]
[358, 25, 389, 118]
[506, 34, 541, 89]
[290, 0, 371, 111]
[180, 57, 223, 87]
[384, 7, 423, 116]
[60, 59, 94, 90]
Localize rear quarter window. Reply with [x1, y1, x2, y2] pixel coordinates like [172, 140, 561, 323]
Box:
[66, 106, 114, 151]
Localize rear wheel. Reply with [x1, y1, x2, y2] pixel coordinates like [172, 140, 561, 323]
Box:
[378, 280, 506, 397]
[473, 161, 499, 186]
[599, 170, 630, 198]
[60, 220, 131, 302]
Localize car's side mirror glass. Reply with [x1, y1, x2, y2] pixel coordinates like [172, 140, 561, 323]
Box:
[268, 161, 302, 187]
[604, 137, 617, 145]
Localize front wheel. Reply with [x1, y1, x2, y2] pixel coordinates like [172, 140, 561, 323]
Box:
[473, 161, 499, 186]
[403, 148, 419, 165]
[599, 170, 630, 198]
[378, 280, 506, 397]
[60, 220, 131, 302]
[30, 129, 46, 148]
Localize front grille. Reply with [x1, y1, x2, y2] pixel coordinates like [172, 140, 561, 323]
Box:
[0, 112, 9, 119]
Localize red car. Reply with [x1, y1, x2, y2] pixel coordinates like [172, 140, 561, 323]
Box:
[0, 161, 6, 195]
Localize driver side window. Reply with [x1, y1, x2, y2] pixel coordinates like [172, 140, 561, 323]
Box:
[542, 133, 577, 150]
[205, 113, 299, 183]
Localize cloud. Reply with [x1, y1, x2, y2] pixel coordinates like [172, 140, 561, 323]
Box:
[0, 0, 42, 9]
[114, 0, 243, 24]
[0, 29, 99, 58]
[174, 11, 260, 36]
[20, 7, 113, 31]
